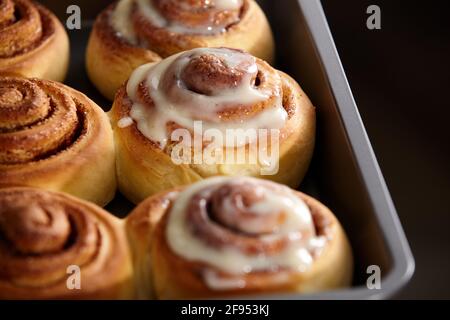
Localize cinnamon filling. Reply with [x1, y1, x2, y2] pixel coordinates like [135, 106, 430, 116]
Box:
[184, 179, 315, 256]
[0, 189, 100, 287]
[150, 0, 242, 31]
[180, 53, 256, 96]
[108, 0, 246, 49]
[0, 78, 86, 165]
[0, 0, 55, 59]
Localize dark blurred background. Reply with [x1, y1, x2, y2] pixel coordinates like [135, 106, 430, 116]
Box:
[322, 0, 450, 299]
[40, 0, 450, 299]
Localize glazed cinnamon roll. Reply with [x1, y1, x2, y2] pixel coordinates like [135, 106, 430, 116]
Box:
[0, 0, 69, 82]
[86, 0, 274, 100]
[0, 187, 134, 299]
[0, 77, 116, 206]
[110, 47, 315, 204]
[126, 177, 353, 299]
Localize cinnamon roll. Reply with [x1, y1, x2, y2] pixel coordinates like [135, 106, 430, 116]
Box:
[86, 0, 274, 100]
[0, 77, 116, 206]
[126, 177, 353, 299]
[0, 187, 134, 299]
[0, 0, 69, 82]
[110, 47, 315, 204]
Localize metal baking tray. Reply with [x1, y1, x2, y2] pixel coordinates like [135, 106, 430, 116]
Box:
[41, 0, 415, 299]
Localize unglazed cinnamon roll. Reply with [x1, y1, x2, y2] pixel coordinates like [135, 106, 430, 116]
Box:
[0, 187, 134, 299]
[126, 177, 353, 299]
[86, 0, 274, 100]
[0, 77, 116, 206]
[110, 47, 315, 204]
[0, 0, 69, 82]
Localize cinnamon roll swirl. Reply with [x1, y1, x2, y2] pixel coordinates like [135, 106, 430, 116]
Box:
[0, 0, 69, 82]
[110, 47, 315, 204]
[126, 177, 353, 299]
[0, 77, 116, 206]
[0, 187, 134, 299]
[86, 0, 274, 100]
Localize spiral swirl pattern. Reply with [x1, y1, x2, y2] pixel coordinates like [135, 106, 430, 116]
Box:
[0, 77, 81, 165]
[0, 76, 116, 207]
[0, 0, 55, 59]
[122, 47, 289, 149]
[87, 0, 274, 101]
[111, 0, 245, 46]
[165, 177, 328, 290]
[0, 188, 131, 299]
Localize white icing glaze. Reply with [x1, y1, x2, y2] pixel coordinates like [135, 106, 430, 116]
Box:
[110, 0, 243, 42]
[117, 117, 134, 128]
[203, 270, 246, 290]
[110, 0, 138, 44]
[204, 269, 295, 291]
[165, 177, 326, 290]
[135, 0, 167, 29]
[214, 0, 242, 11]
[125, 48, 287, 148]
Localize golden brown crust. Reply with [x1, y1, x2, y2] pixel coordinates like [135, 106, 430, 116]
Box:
[86, 0, 274, 100]
[126, 180, 353, 299]
[110, 51, 315, 204]
[0, 0, 69, 82]
[0, 187, 134, 299]
[86, 3, 162, 101]
[0, 77, 116, 207]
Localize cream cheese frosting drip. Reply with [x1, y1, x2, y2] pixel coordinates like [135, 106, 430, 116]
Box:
[124, 47, 287, 149]
[110, 0, 244, 44]
[111, 0, 138, 44]
[165, 177, 327, 290]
